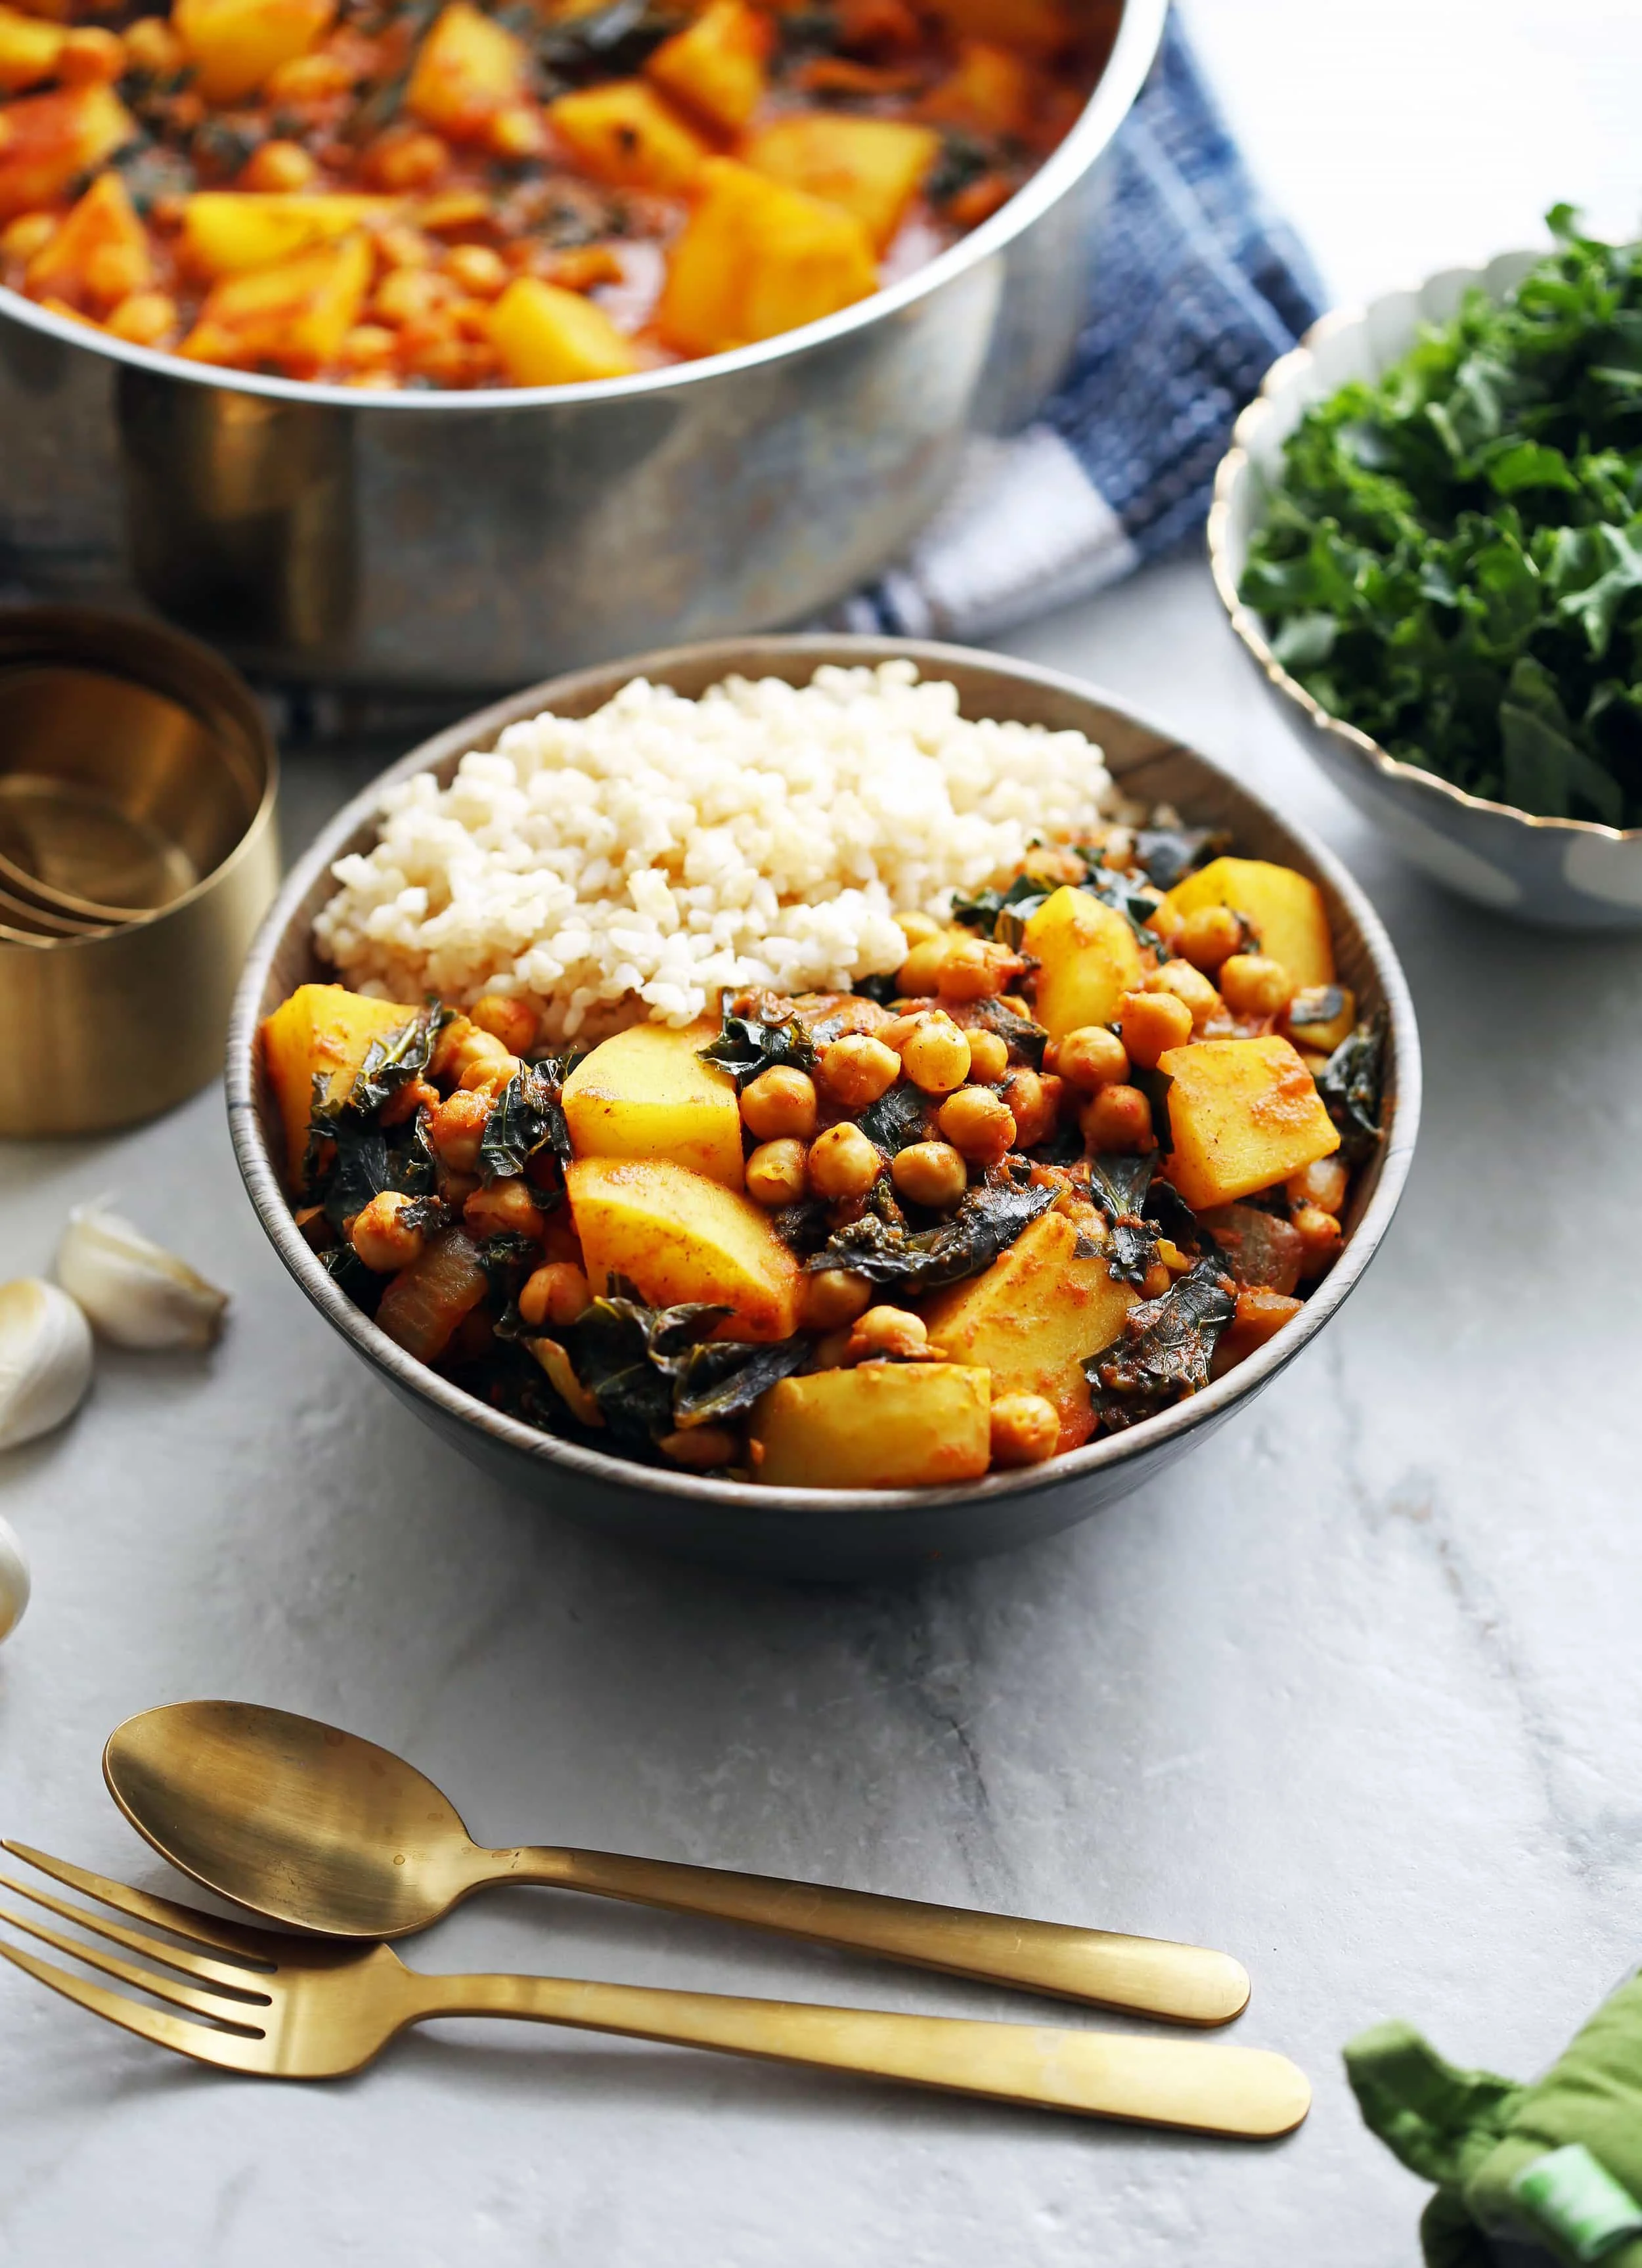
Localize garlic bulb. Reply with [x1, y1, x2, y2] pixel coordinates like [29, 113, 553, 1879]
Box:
[56, 1201, 229, 1351]
[0, 1278, 94, 1449]
[0, 1517, 28, 1642]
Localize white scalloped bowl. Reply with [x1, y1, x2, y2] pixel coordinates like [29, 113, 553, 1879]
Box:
[1209, 250, 1642, 929]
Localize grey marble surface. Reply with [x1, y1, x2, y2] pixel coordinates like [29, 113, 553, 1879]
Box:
[3, 7, 1642, 2261]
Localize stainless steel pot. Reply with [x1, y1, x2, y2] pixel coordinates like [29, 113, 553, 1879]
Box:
[0, 0, 1164, 693]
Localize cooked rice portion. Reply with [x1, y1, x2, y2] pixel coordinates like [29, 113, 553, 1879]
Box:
[315, 661, 1120, 1040]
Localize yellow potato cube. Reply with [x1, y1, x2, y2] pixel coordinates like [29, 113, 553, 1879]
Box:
[644, 0, 768, 134]
[24, 170, 150, 308]
[0, 85, 135, 222]
[487, 274, 640, 385]
[407, 1, 528, 141]
[547, 80, 709, 194]
[259, 983, 422, 1191]
[753, 1363, 992, 1489]
[1157, 1035, 1341, 1211]
[562, 1019, 743, 1187]
[656, 157, 877, 358]
[0, 4, 65, 93]
[743, 114, 939, 253]
[173, 0, 335, 104]
[567, 1157, 801, 1341]
[1021, 884, 1143, 1041]
[179, 230, 372, 372]
[1163, 858, 1335, 992]
[920, 1208, 1138, 1452]
[180, 191, 395, 277]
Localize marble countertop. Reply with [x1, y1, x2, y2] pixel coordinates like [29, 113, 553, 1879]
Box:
[3, 7, 1641, 2262]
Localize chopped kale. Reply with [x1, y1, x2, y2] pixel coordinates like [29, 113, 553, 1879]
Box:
[1142, 1173, 1207, 1255]
[851, 971, 902, 1007]
[1128, 1062, 1174, 1156]
[479, 1059, 572, 1180]
[1075, 863, 1173, 956]
[805, 1177, 1055, 1296]
[319, 1242, 384, 1315]
[313, 1108, 439, 1234]
[326, 1003, 450, 1125]
[855, 1079, 933, 1156]
[1084, 1259, 1237, 1431]
[770, 1197, 834, 1256]
[544, 1276, 805, 1450]
[960, 993, 1050, 1071]
[1314, 1017, 1387, 1165]
[1132, 826, 1228, 891]
[1088, 1155, 1160, 1286]
[671, 1336, 811, 1429]
[950, 871, 1050, 949]
[1285, 984, 1351, 1041]
[474, 1232, 540, 1299]
[698, 997, 818, 1088]
[926, 129, 992, 210]
[537, 0, 683, 81]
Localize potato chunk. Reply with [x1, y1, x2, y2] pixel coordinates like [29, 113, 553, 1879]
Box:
[173, 0, 334, 103]
[921, 1208, 1137, 1451]
[743, 113, 937, 251]
[655, 157, 877, 357]
[1158, 1036, 1340, 1210]
[487, 276, 640, 384]
[0, 85, 134, 221]
[1163, 858, 1335, 992]
[644, 0, 768, 134]
[1021, 884, 1143, 1041]
[180, 191, 394, 277]
[548, 81, 709, 194]
[562, 1020, 743, 1188]
[259, 982, 422, 1191]
[753, 1363, 992, 1489]
[567, 1157, 800, 1341]
[0, 5, 66, 93]
[179, 230, 372, 372]
[407, 1, 527, 141]
[24, 171, 150, 310]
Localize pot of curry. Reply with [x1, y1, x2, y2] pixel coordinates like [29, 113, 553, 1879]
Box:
[0, 0, 1162, 690]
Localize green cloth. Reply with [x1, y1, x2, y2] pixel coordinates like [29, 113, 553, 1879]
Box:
[1345, 1973, 1642, 2267]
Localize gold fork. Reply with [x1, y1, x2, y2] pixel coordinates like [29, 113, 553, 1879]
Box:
[0, 1843, 1310, 2137]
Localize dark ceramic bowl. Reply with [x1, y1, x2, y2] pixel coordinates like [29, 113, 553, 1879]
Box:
[227, 637, 1421, 1579]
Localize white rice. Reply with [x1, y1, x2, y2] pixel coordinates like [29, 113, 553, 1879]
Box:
[315, 661, 1121, 1041]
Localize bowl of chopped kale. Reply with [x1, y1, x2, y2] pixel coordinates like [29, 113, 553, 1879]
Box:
[1210, 211, 1642, 927]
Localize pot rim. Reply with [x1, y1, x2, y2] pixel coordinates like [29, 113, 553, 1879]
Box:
[227, 632, 1421, 1528]
[0, 0, 1166, 417]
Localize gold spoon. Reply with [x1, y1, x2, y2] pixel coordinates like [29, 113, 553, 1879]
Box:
[104, 1701, 1251, 2026]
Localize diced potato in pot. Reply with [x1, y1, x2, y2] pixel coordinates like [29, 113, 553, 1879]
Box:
[1021, 884, 1143, 1041]
[23, 170, 150, 309]
[0, 5, 66, 93]
[644, 0, 769, 135]
[487, 274, 639, 384]
[180, 192, 395, 277]
[548, 81, 709, 194]
[179, 230, 372, 372]
[259, 982, 423, 1190]
[753, 1362, 992, 1489]
[562, 1019, 743, 1187]
[1162, 858, 1335, 992]
[1157, 1035, 1340, 1210]
[173, 0, 335, 104]
[407, 1, 527, 141]
[655, 157, 877, 357]
[567, 1157, 801, 1341]
[921, 1208, 1138, 1452]
[0, 85, 134, 221]
[743, 113, 939, 253]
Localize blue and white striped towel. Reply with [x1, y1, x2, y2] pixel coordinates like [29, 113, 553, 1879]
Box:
[835, 9, 1324, 643]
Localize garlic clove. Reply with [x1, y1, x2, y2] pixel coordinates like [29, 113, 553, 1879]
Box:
[56, 1201, 229, 1352]
[0, 1517, 29, 1642]
[0, 1278, 94, 1450]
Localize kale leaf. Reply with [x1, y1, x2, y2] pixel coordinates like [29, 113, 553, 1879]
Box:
[855, 1079, 933, 1156]
[1084, 1259, 1237, 1431]
[1087, 1154, 1159, 1286]
[805, 1177, 1055, 1296]
[698, 998, 818, 1088]
[959, 994, 1050, 1071]
[479, 1059, 573, 1180]
[1315, 1018, 1387, 1165]
[548, 1276, 807, 1450]
[950, 871, 1050, 949]
[1132, 826, 1228, 891]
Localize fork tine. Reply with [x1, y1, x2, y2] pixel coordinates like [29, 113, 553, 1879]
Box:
[0, 1896, 267, 2024]
[0, 1842, 278, 1967]
[0, 1934, 269, 2073]
[0, 1869, 273, 1997]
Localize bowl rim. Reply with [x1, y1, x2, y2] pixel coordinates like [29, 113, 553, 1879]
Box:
[1207, 247, 1642, 848]
[0, 0, 1166, 418]
[227, 632, 1422, 1529]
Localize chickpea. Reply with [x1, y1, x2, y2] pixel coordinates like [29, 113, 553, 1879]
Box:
[989, 1392, 1059, 1469]
[1292, 1202, 1343, 1278]
[745, 1138, 809, 1208]
[964, 1026, 1009, 1083]
[2, 211, 56, 264]
[740, 1065, 818, 1141]
[265, 50, 355, 100]
[819, 1032, 900, 1111]
[488, 100, 548, 159]
[1175, 904, 1247, 973]
[1287, 1156, 1348, 1217]
[901, 1014, 971, 1096]
[349, 1190, 426, 1274]
[464, 1178, 547, 1240]
[1000, 1068, 1059, 1150]
[658, 1425, 738, 1470]
[59, 26, 125, 81]
[1145, 959, 1222, 1030]
[428, 1087, 491, 1173]
[372, 267, 455, 326]
[459, 1045, 520, 1095]
[895, 938, 947, 995]
[443, 242, 508, 298]
[1219, 953, 1296, 1018]
[801, 1268, 873, 1330]
[895, 910, 942, 949]
[807, 1122, 882, 1200]
[937, 935, 1007, 1003]
[851, 1305, 927, 1361]
[364, 127, 450, 192]
[240, 139, 317, 192]
[470, 992, 539, 1055]
[338, 322, 398, 371]
[1079, 1083, 1154, 1154]
[1050, 1025, 1129, 1093]
[378, 223, 435, 271]
[877, 1012, 923, 1053]
[1140, 1259, 1172, 1299]
[123, 14, 183, 72]
[1119, 988, 1194, 1070]
[105, 290, 177, 347]
[891, 1139, 967, 1210]
[937, 1085, 1016, 1163]
[518, 1261, 591, 1330]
